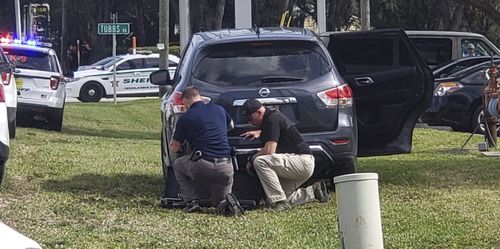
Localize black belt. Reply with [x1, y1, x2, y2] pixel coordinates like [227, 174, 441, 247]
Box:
[200, 156, 231, 163]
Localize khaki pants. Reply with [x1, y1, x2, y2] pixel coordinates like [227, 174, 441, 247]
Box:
[173, 155, 234, 207]
[253, 154, 315, 206]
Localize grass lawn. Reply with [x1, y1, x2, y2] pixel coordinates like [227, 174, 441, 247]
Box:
[1, 99, 499, 248]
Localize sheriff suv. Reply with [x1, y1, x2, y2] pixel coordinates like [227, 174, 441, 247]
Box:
[0, 62, 10, 185]
[0, 46, 17, 138]
[150, 28, 433, 208]
[0, 42, 66, 131]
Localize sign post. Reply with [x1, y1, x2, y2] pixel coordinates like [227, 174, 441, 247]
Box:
[97, 20, 130, 104]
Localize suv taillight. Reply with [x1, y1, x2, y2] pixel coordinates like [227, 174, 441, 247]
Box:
[1, 71, 11, 85]
[50, 76, 60, 90]
[317, 84, 353, 108]
[171, 91, 186, 114]
[0, 84, 5, 102]
[170, 90, 211, 114]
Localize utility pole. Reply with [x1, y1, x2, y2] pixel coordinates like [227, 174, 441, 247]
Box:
[179, 0, 190, 51]
[158, 0, 170, 98]
[61, 0, 66, 73]
[14, 0, 22, 38]
[317, 0, 326, 33]
[360, 0, 371, 31]
[111, 13, 118, 105]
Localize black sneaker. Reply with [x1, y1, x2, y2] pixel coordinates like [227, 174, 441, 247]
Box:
[225, 193, 245, 216]
[267, 200, 291, 212]
[183, 199, 201, 213]
[313, 180, 330, 203]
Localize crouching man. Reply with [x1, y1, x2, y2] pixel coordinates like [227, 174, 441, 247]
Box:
[170, 87, 243, 215]
[240, 99, 329, 211]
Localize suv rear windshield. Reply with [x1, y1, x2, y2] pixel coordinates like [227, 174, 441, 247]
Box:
[192, 41, 332, 86]
[3, 48, 58, 72]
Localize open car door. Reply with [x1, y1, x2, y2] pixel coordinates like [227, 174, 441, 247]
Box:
[324, 29, 433, 156]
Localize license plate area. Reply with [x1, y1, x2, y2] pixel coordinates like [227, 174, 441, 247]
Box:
[15, 78, 23, 89]
[235, 104, 297, 124]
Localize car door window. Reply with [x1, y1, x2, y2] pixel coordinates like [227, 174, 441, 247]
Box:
[117, 58, 144, 71]
[462, 39, 495, 57]
[410, 38, 452, 66]
[146, 57, 177, 68]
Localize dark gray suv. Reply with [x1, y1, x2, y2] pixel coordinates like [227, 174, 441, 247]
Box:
[151, 28, 433, 208]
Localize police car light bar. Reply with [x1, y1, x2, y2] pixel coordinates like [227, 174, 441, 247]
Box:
[0, 36, 52, 48]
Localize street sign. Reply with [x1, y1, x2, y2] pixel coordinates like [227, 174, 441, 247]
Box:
[97, 23, 129, 35]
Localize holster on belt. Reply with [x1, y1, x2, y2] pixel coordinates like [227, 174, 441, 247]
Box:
[190, 150, 202, 161]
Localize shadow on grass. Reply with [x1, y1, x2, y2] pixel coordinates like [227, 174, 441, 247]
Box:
[43, 173, 164, 198]
[358, 155, 500, 188]
[62, 127, 160, 140]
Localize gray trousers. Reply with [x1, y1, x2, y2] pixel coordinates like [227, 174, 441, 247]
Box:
[253, 153, 316, 206]
[173, 155, 234, 207]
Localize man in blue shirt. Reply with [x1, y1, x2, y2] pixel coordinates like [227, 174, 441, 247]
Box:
[170, 87, 243, 215]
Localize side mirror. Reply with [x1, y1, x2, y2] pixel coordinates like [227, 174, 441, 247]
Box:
[150, 69, 172, 86]
[66, 71, 74, 78]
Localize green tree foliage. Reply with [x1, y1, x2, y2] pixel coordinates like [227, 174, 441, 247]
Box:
[1, 0, 500, 61]
[370, 0, 500, 46]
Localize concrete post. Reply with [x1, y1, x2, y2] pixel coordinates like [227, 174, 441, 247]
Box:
[317, 0, 326, 33]
[235, 0, 252, 28]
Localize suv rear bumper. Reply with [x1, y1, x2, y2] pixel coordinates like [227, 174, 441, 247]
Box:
[229, 127, 357, 178]
[17, 103, 63, 120]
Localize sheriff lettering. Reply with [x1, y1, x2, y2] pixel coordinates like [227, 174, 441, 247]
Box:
[122, 78, 150, 84]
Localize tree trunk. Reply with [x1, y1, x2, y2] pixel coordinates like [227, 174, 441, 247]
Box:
[214, 0, 226, 30]
[463, 0, 500, 27]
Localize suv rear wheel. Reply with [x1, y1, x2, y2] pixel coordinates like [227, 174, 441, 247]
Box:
[78, 82, 103, 102]
[49, 108, 64, 131]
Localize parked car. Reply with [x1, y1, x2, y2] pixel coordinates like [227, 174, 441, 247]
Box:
[432, 56, 500, 79]
[421, 59, 500, 133]
[150, 27, 433, 208]
[0, 70, 9, 185]
[0, 42, 66, 131]
[406, 31, 500, 67]
[0, 46, 17, 138]
[77, 56, 116, 71]
[66, 53, 179, 102]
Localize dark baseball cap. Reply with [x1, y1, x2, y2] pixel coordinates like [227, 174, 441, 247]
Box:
[242, 99, 263, 117]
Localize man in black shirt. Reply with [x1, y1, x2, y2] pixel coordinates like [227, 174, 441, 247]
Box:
[241, 99, 329, 211]
[171, 87, 243, 215]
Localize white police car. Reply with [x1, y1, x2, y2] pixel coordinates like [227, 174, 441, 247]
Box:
[0, 40, 66, 131]
[0, 45, 17, 138]
[66, 53, 179, 102]
[0, 83, 9, 186]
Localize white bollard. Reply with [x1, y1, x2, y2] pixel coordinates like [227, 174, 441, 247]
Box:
[334, 173, 384, 249]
